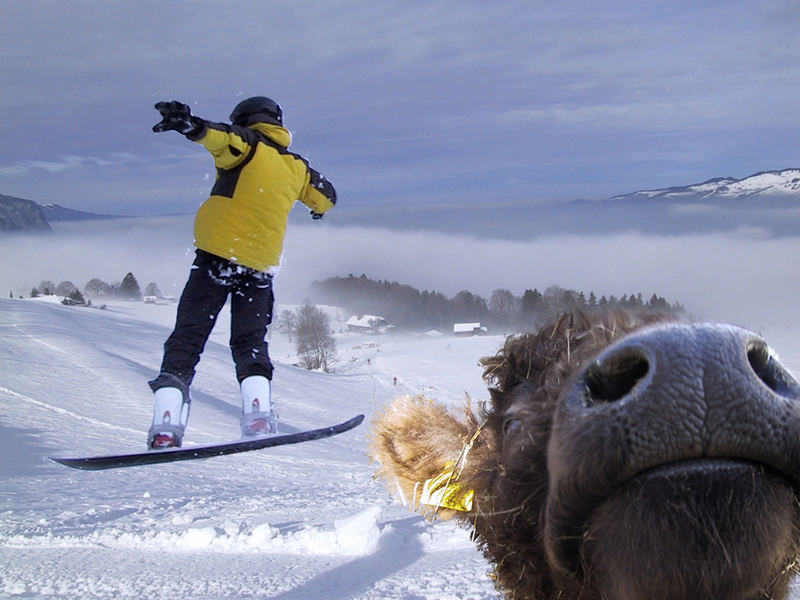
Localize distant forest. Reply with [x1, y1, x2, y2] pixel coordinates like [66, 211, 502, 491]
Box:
[309, 274, 685, 333]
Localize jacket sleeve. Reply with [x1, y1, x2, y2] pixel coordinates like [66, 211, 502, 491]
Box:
[188, 122, 257, 170]
[300, 168, 337, 214]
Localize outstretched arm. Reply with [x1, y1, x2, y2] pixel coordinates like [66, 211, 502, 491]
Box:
[302, 168, 337, 219]
[153, 101, 255, 170]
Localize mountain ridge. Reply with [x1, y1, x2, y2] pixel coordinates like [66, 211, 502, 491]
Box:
[40, 203, 124, 222]
[0, 194, 51, 232]
[607, 168, 800, 204]
[3, 167, 800, 235]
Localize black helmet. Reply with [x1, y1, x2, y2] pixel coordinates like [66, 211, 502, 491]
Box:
[230, 96, 283, 126]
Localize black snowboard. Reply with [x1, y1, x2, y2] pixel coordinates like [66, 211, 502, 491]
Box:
[49, 414, 365, 471]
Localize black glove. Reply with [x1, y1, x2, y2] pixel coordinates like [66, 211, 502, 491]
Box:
[310, 210, 324, 220]
[153, 101, 202, 136]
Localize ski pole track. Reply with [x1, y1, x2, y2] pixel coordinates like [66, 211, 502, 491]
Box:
[0, 305, 167, 444]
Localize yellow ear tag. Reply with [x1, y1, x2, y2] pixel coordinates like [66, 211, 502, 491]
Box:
[419, 462, 474, 512]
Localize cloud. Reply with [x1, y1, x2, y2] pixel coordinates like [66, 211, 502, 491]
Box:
[3, 2, 800, 221]
[3, 217, 799, 370]
[497, 100, 729, 132]
[0, 152, 195, 178]
[0, 154, 137, 176]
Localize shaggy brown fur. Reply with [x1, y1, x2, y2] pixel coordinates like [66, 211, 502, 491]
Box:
[369, 309, 800, 600]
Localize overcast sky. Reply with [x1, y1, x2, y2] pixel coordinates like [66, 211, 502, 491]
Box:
[2, 1, 800, 218]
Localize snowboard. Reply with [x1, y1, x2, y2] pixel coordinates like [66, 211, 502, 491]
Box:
[49, 414, 364, 471]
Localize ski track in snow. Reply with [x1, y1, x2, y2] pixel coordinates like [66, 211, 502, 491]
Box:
[2, 297, 799, 599]
[0, 384, 140, 436]
[0, 297, 501, 599]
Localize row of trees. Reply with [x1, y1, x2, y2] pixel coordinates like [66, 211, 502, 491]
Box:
[28, 274, 339, 373]
[30, 273, 157, 303]
[28, 273, 337, 374]
[310, 274, 685, 332]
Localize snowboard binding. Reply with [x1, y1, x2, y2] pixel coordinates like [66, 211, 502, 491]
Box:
[147, 378, 191, 450]
[147, 421, 185, 449]
[240, 376, 277, 437]
[240, 401, 278, 437]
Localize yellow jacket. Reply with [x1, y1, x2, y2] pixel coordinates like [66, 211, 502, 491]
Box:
[190, 121, 336, 273]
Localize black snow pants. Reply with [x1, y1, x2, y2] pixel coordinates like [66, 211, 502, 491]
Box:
[150, 249, 274, 393]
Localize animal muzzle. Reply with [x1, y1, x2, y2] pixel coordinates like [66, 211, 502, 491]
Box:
[544, 322, 800, 581]
[560, 321, 800, 485]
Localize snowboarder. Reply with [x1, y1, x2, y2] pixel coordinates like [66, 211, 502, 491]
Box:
[147, 97, 336, 449]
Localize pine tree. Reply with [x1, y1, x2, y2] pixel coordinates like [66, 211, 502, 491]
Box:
[118, 273, 142, 300]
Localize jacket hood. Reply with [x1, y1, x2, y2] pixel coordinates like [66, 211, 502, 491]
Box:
[250, 122, 292, 148]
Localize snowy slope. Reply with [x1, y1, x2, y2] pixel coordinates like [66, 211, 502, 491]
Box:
[0, 297, 504, 599]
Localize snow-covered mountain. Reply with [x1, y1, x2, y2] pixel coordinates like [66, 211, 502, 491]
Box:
[333, 168, 800, 238]
[608, 168, 800, 204]
[525, 167, 800, 237]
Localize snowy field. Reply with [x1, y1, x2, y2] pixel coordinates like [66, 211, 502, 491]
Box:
[0, 296, 506, 599]
[3, 297, 800, 600]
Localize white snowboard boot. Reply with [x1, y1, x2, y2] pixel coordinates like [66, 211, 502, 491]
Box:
[240, 375, 277, 437]
[147, 387, 190, 449]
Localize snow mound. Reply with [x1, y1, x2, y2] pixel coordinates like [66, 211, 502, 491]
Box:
[1, 506, 384, 558]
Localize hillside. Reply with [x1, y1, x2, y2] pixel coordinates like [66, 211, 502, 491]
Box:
[0, 194, 50, 232]
[0, 297, 502, 599]
[0, 194, 126, 232]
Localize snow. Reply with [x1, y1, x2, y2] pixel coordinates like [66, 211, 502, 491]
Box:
[3, 226, 800, 597]
[689, 170, 800, 197]
[5, 301, 799, 600]
[611, 169, 800, 202]
[0, 296, 504, 599]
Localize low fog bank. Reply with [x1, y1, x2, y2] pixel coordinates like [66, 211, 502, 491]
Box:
[0, 216, 200, 300]
[288, 224, 797, 331]
[2, 216, 797, 367]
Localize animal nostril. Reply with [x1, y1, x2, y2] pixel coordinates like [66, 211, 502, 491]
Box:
[582, 348, 650, 404]
[747, 340, 800, 398]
